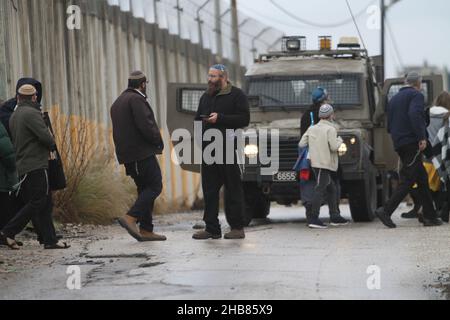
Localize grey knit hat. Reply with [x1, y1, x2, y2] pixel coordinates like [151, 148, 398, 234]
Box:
[319, 104, 334, 119]
[406, 71, 422, 85]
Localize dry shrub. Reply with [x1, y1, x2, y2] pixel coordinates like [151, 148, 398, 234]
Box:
[69, 155, 135, 225]
[49, 107, 134, 225]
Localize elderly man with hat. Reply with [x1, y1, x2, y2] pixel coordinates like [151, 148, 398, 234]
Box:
[0, 84, 68, 250]
[111, 71, 166, 242]
[376, 72, 443, 228]
[299, 104, 348, 229]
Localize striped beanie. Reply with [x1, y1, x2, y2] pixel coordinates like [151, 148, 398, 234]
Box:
[18, 84, 37, 96]
[319, 104, 334, 119]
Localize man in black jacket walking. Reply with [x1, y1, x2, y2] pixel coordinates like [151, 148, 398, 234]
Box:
[376, 72, 443, 228]
[193, 64, 250, 240]
[111, 71, 166, 242]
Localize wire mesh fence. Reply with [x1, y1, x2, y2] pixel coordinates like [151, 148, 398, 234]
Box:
[107, 0, 284, 67]
[247, 74, 363, 108]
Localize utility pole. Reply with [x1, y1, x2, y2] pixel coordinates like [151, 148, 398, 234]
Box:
[153, 0, 159, 25]
[381, 0, 402, 82]
[381, 0, 386, 82]
[175, 0, 183, 37]
[231, 0, 241, 80]
[196, 0, 211, 49]
[214, 0, 223, 57]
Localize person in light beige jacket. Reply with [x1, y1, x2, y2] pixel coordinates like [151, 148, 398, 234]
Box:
[299, 104, 348, 229]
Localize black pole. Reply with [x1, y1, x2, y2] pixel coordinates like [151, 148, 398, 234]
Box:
[231, 0, 241, 81]
[381, 0, 386, 82]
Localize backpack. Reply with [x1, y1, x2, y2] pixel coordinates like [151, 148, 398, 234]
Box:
[295, 111, 316, 182]
[293, 146, 311, 182]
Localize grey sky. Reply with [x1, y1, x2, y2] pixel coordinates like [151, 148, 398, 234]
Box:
[238, 0, 450, 78]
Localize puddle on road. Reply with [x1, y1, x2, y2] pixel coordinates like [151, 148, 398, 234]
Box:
[61, 253, 165, 287]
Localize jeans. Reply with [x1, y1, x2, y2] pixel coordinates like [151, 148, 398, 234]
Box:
[309, 168, 340, 222]
[125, 156, 163, 233]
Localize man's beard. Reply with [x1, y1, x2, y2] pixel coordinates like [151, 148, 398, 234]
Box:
[207, 81, 221, 96]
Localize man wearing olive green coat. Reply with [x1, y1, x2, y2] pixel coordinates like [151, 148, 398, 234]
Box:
[1, 84, 67, 249]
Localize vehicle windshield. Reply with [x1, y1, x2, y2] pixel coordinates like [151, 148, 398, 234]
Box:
[247, 74, 362, 109]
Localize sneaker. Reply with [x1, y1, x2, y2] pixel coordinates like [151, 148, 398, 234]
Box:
[401, 209, 419, 219]
[308, 219, 328, 229]
[224, 229, 245, 240]
[375, 208, 397, 229]
[330, 216, 350, 226]
[193, 230, 222, 240]
[423, 217, 443, 227]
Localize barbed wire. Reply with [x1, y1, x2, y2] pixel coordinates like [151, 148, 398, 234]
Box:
[269, 0, 377, 29]
[157, 0, 281, 52]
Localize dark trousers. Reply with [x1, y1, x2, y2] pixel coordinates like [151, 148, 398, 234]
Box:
[0, 192, 15, 230]
[310, 168, 340, 221]
[384, 143, 437, 219]
[0, 192, 42, 239]
[409, 188, 440, 214]
[202, 163, 245, 235]
[441, 181, 450, 222]
[1, 169, 57, 245]
[125, 156, 162, 233]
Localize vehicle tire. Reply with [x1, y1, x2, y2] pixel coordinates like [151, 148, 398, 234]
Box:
[243, 183, 271, 226]
[347, 169, 377, 222]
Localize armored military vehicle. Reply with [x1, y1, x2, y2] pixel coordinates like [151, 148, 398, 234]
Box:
[168, 36, 444, 225]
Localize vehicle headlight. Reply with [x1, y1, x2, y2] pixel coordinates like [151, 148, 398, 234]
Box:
[338, 143, 348, 157]
[244, 144, 259, 158]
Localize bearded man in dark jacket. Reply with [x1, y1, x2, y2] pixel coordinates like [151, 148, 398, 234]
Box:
[192, 64, 250, 240]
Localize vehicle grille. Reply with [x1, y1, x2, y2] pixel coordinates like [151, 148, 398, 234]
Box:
[266, 137, 300, 171]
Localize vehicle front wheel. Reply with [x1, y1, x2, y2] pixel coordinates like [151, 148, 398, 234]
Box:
[347, 170, 377, 222]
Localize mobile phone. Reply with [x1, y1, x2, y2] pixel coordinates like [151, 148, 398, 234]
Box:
[200, 114, 211, 119]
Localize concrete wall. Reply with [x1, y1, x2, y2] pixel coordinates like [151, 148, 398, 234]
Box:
[0, 0, 245, 211]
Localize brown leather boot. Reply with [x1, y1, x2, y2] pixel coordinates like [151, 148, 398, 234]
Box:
[140, 230, 167, 242]
[118, 215, 142, 241]
[192, 230, 222, 240]
[224, 229, 245, 240]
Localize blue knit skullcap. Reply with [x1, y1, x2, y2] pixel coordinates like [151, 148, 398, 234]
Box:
[211, 64, 227, 72]
[312, 87, 328, 104]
